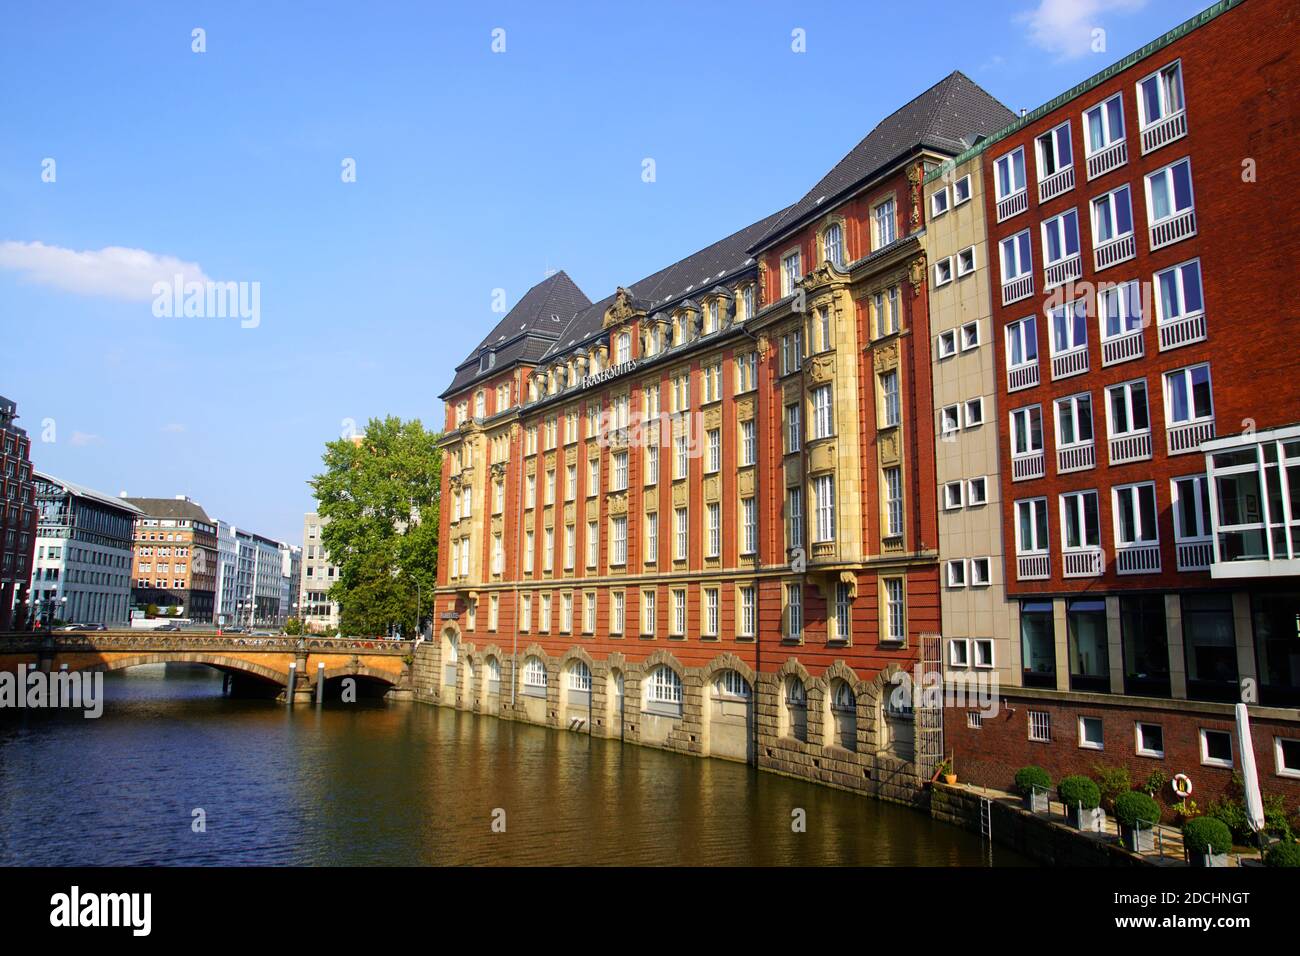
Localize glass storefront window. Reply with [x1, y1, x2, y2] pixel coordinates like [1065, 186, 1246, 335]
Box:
[1120, 594, 1171, 698]
[1252, 592, 1300, 707]
[1021, 601, 1056, 689]
[1182, 593, 1238, 702]
[1068, 599, 1110, 693]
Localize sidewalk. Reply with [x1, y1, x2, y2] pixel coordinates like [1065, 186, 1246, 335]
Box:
[955, 782, 1261, 867]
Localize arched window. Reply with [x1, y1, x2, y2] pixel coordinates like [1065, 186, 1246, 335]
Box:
[785, 676, 806, 705]
[833, 680, 856, 710]
[646, 665, 682, 705]
[616, 331, 631, 364]
[567, 660, 592, 692]
[487, 657, 501, 683]
[824, 222, 844, 267]
[715, 669, 750, 699]
[474, 391, 486, 418]
[524, 656, 547, 688]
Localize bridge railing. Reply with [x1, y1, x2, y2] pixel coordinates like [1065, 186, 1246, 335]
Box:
[0, 632, 411, 655]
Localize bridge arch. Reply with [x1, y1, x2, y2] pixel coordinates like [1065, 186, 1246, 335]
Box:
[65, 653, 289, 687]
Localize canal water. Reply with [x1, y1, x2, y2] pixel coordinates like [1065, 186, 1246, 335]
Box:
[0, 664, 1028, 866]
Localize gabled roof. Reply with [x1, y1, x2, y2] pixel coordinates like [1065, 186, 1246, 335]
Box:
[441, 271, 592, 398]
[539, 206, 792, 361]
[34, 472, 143, 516]
[121, 496, 215, 525]
[751, 71, 1015, 251]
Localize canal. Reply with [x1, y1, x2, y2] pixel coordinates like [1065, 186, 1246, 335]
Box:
[0, 664, 1028, 866]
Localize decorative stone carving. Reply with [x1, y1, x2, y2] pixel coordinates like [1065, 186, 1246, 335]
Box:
[604, 287, 637, 328]
[735, 396, 755, 422]
[809, 441, 836, 474]
[703, 475, 720, 502]
[738, 467, 755, 496]
[672, 482, 688, 507]
[703, 404, 722, 430]
[809, 354, 835, 384]
[879, 430, 900, 465]
[908, 256, 926, 296]
[873, 341, 899, 371]
[607, 492, 627, 516]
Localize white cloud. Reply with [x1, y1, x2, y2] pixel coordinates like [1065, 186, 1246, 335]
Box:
[0, 241, 210, 302]
[1017, 0, 1147, 60]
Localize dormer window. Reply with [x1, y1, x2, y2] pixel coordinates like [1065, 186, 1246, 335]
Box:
[705, 299, 719, 334]
[616, 331, 631, 364]
[740, 284, 755, 322]
[823, 222, 843, 267]
[479, 351, 496, 373]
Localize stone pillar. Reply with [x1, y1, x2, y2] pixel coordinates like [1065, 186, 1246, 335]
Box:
[1105, 596, 1124, 694]
[1053, 598, 1069, 692]
[1165, 594, 1187, 699]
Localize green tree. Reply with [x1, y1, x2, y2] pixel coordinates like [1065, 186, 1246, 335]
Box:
[310, 416, 441, 637]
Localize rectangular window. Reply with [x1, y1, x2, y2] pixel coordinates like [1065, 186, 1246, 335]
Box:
[645, 444, 659, 485]
[833, 581, 852, 641]
[812, 385, 834, 439]
[1137, 60, 1184, 130]
[873, 196, 896, 248]
[814, 474, 836, 542]
[1028, 711, 1052, 743]
[785, 403, 801, 453]
[1035, 120, 1073, 180]
[540, 593, 552, 632]
[884, 578, 905, 643]
[1079, 715, 1104, 750]
[612, 451, 628, 491]
[735, 351, 757, 393]
[740, 419, 757, 465]
[879, 371, 900, 428]
[1005, 315, 1038, 383]
[1000, 230, 1033, 283]
[543, 528, 554, 571]
[1182, 593, 1238, 702]
[1136, 722, 1165, 758]
[520, 593, 532, 632]
[786, 583, 803, 639]
[1055, 392, 1094, 449]
[933, 257, 953, 286]
[1011, 405, 1044, 457]
[1021, 601, 1056, 688]
[1114, 482, 1159, 546]
[1200, 728, 1233, 768]
[703, 587, 719, 637]
[564, 524, 575, 570]
[706, 428, 721, 473]
[1145, 158, 1195, 229]
[671, 588, 686, 636]
[611, 591, 625, 635]
[674, 433, 689, 478]
[787, 486, 804, 551]
[953, 175, 972, 205]
[943, 481, 963, 511]
[739, 586, 756, 639]
[741, 497, 757, 554]
[1068, 598, 1110, 692]
[674, 507, 688, 561]
[1163, 363, 1213, 426]
[524, 530, 535, 573]
[1083, 93, 1125, 156]
[994, 147, 1026, 204]
[1060, 490, 1100, 551]
[706, 502, 720, 559]
[587, 520, 599, 568]
[611, 516, 627, 566]
[883, 467, 902, 538]
[1015, 498, 1049, 554]
[1098, 280, 1144, 345]
[1121, 594, 1171, 698]
[781, 251, 802, 296]
[642, 589, 656, 636]
[1107, 379, 1150, 438]
[1091, 185, 1134, 248]
[1041, 209, 1080, 272]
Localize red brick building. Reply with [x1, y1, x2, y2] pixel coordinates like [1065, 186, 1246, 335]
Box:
[938, 0, 1300, 805]
[0, 395, 37, 630]
[431, 73, 1014, 802]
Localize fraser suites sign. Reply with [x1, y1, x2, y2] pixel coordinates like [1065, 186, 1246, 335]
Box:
[581, 359, 638, 390]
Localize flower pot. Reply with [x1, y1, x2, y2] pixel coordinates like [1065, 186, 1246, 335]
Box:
[1120, 823, 1154, 853]
[1187, 850, 1229, 867]
[1065, 804, 1105, 832]
[1023, 790, 1049, 814]
[942, 773, 957, 785]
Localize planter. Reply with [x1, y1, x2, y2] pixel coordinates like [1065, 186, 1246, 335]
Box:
[1187, 850, 1230, 868]
[1022, 790, 1049, 814]
[1120, 823, 1154, 853]
[942, 774, 957, 785]
[1065, 804, 1105, 833]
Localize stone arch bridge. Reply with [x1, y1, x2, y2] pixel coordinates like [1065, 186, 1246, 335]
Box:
[0, 632, 414, 701]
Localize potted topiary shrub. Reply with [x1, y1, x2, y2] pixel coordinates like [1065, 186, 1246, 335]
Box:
[1114, 790, 1161, 853]
[1264, 841, 1300, 868]
[1058, 775, 1104, 832]
[1014, 765, 1052, 814]
[1183, 817, 1233, 867]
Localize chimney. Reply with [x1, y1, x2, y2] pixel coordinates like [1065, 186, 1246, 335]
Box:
[119, 491, 129, 498]
[1020, 108, 1027, 117]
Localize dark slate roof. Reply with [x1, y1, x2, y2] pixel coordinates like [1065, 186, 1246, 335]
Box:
[539, 206, 792, 361]
[441, 271, 592, 398]
[751, 71, 1015, 251]
[121, 496, 215, 524]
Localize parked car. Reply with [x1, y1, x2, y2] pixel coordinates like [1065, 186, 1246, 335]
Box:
[154, 623, 181, 631]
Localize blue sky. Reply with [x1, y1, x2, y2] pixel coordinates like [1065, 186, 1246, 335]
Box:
[0, 0, 1212, 544]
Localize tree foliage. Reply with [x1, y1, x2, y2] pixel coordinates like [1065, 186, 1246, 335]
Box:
[310, 416, 442, 636]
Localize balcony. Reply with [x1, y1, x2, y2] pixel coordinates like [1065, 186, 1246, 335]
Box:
[1002, 273, 1034, 306]
[1007, 362, 1040, 392]
[1150, 208, 1197, 250]
[1093, 233, 1135, 271]
[1109, 431, 1152, 465]
[1044, 254, 1082, 289]
[1086, 140, 1127, 180]
[1101, 330, 1144, 366]
[1051, 346, 1089, 380]
[1012, 451, 1046, 482]
[1038, 166, 1075, 204]
[1063, 548, 1104, 578]
[1017, 553, 1050, 580]
[1176, 539, 1212, 572]
[1141, 110, 1188, 155]
[1116, 542, 1162, 575]
[1167, 418, 1214, 455]
[997, 188, 1029, 222]
[1157, 311, 1207, 351]
[1057, 441, 1096, 474]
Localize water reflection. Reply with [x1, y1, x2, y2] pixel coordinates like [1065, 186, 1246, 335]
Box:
[0, 664, 1027, 866]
